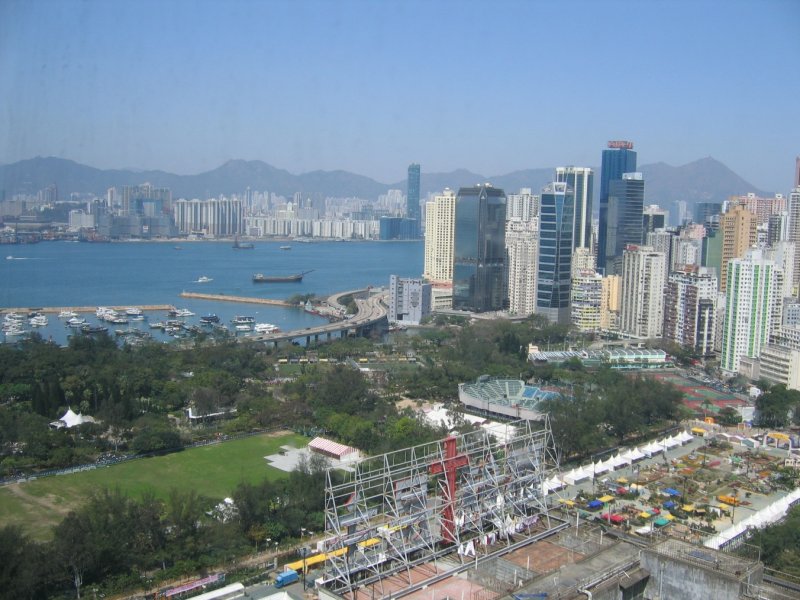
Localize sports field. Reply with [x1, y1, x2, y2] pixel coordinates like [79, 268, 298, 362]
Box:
[647, 372, 748, 412]
[0, 431, 307, 540]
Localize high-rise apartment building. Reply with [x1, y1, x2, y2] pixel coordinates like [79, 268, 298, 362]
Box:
[173, 197, 242, 236]
[571, 247, 596, 275]
[571, 270, 602, 332]
[505, 189, 541, 317]
[506, 219, 539, 316]
[555, 167, 593, 250]
[788, 186, 800, 296]
[603, 173, 645, 275]
[663, 267, 718, 356]
[423, 189, 456, 284]
[598, 140, 637, 272]
[720, 248, 781, 375]
[719, 205, 757, 292]
[452, 185, 507, 312]
[407, 163, 421, 238]
[536, 182, 575, 324]
[729, 192, 787, 227]
[506, 188, 539, 222]
[600, 274, 621, 331]
[423, 189, 456, 310]
[620, 245, 667, 338]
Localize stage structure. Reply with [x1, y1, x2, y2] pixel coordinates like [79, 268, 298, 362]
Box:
[321, 418, 560, 597]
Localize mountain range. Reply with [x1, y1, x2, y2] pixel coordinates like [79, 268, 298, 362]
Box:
[0, 156, 768, 211]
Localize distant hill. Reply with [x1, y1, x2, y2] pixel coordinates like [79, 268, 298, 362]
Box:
[0, 156, 769, 216]
[639, 157, 768, 207]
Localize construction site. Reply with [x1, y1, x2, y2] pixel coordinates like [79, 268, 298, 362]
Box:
[282, 418, 800, 600]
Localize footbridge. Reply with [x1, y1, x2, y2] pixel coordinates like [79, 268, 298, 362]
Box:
[249, 288, 388, 348]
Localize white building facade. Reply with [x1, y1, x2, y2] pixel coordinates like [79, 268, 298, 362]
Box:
[620, 245, 667, 338]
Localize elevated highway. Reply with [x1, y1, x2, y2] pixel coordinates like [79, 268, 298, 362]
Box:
[248, 288, 388, 347]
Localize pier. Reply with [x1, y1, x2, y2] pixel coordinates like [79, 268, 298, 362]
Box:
[179, 292, 294, 307]
[0, 304, 175, 314]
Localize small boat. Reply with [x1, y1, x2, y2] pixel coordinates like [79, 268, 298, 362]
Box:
[233, 237, 254, 250]
[81, 325, 108, 334]
[252, 270, 313, 283]
[200, 314, 220, 324]
[174, 308, 195, 317]
[196, 276, 213, 283]
[58, 310, 78, 319]
[67, 317, 87, 327]
[231, 315, 255, 325]
[149, 321, 166, 329]
[254, 323, 280, 334]
[279, 245, 291, 250]
[4, 325, 27, 336]
[125, 307, 143, 316]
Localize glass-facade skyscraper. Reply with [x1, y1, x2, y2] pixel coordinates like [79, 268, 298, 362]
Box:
[555, 167, 593, 251]
[603, 173, 645, 275]
[407, 163, 421, 238]
[598, 141, 637, 272]
[536, 182, 575, 325]
[452, 184, 507, 312]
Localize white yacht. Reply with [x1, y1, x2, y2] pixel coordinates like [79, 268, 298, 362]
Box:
[29, 315, 48, 327]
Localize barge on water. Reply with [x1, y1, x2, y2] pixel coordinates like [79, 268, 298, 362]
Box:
[252, 270, 313, 283]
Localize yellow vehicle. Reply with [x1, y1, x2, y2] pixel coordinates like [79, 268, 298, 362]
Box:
[717, 495, 740, 506]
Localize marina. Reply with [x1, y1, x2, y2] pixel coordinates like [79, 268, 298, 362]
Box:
[1, 239, 423, 345]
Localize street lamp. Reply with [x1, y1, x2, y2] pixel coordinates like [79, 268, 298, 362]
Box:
[299, 546, 310, 590]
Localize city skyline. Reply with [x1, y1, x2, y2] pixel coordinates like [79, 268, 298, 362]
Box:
[1, 0, 798, 192]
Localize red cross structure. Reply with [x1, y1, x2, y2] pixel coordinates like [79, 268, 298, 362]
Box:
[429, 436, 469, 544]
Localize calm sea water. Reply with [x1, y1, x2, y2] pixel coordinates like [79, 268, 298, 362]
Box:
[1, 240, 423, 345]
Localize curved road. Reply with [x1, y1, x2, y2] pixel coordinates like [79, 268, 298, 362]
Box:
[248, 289, 388, 345]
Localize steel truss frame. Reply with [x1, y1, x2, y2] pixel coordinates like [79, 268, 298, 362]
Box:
[321, 417, 560, 597]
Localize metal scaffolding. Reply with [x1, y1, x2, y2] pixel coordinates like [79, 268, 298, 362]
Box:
[321, 418, 560, 597]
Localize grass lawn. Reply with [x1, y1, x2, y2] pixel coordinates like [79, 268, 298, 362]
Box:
[0, 431, 306, 540]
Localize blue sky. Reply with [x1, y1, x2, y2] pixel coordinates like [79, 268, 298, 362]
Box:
[1, 0, 798, 191]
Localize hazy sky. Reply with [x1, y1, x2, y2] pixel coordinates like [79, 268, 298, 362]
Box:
[1, 0, 798, 190]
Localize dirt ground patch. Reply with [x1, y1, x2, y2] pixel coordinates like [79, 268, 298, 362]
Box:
[5, 483, 71, 516]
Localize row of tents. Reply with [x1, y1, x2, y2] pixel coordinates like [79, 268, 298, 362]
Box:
[542, 430, 695, 494]
[704, 488, 800, 550]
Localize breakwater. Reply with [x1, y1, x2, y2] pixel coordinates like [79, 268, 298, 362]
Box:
[180, 291, 294, 307]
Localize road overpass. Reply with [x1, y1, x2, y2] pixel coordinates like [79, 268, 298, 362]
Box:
[248, 288, 388, 348]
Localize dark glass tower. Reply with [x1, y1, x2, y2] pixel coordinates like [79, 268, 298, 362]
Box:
[536, 182, 575, 324]
[555, 167, 593, 251]
[604, 173, 645, 275]
[407, 163, 421, 238]
[452, 184, 507, 312]
[598, 141, 637, 272]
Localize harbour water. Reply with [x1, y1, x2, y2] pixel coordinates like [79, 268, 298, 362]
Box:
[1, 240, 423, 345]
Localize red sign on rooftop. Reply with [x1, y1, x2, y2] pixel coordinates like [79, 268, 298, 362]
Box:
[607, 140, 634, 149]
